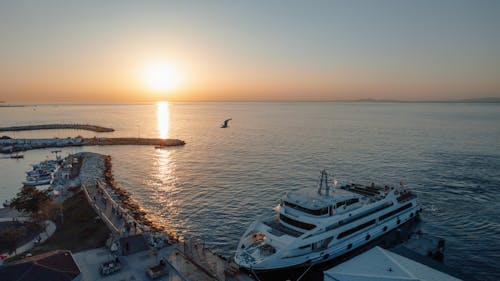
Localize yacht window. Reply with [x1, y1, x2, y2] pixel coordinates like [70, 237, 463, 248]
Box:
[284, 201, 329, 216]
[346, 198, 359, 206]
[279, 214, 316, 230]
[325, 202, 392, 232]
[336, 198, 359, 208]
[379, 203, 412, 221]
[337, 219, 376, 239]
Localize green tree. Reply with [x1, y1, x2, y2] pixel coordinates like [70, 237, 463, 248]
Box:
[35, 201, 62, 228]
[10, 186, 51, 215]
[0, 226, 23, 254]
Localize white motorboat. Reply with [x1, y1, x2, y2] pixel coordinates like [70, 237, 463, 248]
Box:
[23, 176, 52, 186]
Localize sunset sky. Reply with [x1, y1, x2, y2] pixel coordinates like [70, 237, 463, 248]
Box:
[1, 0, 499, 102]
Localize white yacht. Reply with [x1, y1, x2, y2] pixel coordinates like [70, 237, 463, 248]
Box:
[235, 170, 419, 272]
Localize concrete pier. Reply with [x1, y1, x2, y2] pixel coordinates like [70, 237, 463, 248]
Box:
[0, 124, 114, 132]
[0, 137, 185, 153]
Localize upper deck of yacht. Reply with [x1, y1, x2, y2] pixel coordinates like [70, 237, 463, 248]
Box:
[284, 188, 363, 210]
[283, 180, 393, 211]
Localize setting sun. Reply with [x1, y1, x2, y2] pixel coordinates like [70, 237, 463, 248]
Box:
[143, 63, 183, 93]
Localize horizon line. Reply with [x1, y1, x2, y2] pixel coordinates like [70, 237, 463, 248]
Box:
[2, 97, 500, 105]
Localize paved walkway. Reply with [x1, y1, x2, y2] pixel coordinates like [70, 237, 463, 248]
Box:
[78, 152, 143, 238]
[0, 219, 56, 264]
[74, 246, 186, 281]
[82, 182, 141, 237]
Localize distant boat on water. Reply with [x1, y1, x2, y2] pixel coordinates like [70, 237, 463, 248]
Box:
[221, 118, 232, 128]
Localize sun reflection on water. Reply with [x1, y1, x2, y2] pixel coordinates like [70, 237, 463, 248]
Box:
[153, 103, 185, 236]
[151, 146, 188, 239]
[157, 101, 169, 139]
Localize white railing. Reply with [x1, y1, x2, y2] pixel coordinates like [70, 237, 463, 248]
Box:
[81, 184, 120, 234]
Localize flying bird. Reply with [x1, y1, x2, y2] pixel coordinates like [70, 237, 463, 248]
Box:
[221, 118, 232, 128]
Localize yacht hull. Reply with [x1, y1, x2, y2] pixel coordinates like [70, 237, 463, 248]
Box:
[235, 174, 421, 277]
[237, 208, 420, 271]
[242, 215, 421, 281]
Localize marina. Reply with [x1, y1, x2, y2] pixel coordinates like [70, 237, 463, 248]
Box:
[1, 102, 497, 280]
[3, 150, 458, 281]
[1, 151, 254, 281]
[0, 130, 488, 281]
[22, 158, 59, 187]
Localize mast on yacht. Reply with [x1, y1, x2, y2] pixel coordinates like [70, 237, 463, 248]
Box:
[318, 169, 333, 195]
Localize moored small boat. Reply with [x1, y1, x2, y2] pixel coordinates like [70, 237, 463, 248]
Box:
[23, 176, 52, 186]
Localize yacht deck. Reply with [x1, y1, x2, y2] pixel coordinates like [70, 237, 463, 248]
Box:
[285, 188, 363, 210]
[262, 217, 304, 237]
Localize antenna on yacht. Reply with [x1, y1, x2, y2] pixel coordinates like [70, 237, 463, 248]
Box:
[325, 170, 330, 196]
[318, 169, 330, 195]
[318, 171, 323, 194]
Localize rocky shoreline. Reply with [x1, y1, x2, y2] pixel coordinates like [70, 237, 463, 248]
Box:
[77, 152, 178, 240]
[102, 155, 164, 233]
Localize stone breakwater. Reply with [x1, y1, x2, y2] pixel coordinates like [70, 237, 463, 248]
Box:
[0, 137, 185, 153]
[0, 123, 114, 132]
[78, 152, 170, 235]
[103, 155, 166, 233]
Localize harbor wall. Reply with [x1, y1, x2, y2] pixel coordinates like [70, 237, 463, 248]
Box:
[0, 137, 185, 153]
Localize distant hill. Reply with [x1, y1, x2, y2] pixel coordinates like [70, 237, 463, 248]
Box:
[348, 98, 402, 103]
[455, 97, 500, 103]
[341, 97, 500, 103]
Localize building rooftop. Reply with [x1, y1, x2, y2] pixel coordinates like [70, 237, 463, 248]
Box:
[324, 246, 462, 281]
[0, 250, 80, 281]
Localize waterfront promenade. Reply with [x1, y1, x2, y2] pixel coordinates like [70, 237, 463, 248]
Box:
[82, 181, 141, 237]
[0, 210, 56, 263]
[74, 152, 253, 281]
[1, 152, 252, 281]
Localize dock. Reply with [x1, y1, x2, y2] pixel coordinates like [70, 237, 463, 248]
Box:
[74, 243, 255, 281]
[0, 123, 114, 132]
[0, 137, 185, 153]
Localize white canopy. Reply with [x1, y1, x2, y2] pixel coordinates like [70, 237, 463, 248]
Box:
[324, 246, 462, 281]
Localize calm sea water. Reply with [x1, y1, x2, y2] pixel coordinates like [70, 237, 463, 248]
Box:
[1, 102, 499, 280]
